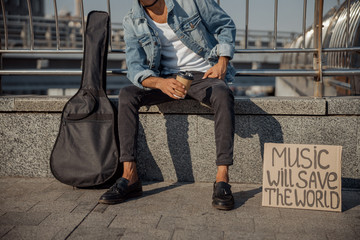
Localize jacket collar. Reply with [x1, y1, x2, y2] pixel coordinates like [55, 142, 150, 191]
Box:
[131, 0, 175, 19]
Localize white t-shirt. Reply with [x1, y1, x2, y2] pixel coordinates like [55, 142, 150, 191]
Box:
[145, 14, 211, 74]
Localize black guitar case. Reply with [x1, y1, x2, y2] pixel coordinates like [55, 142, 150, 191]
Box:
[50, 11, 119, 188]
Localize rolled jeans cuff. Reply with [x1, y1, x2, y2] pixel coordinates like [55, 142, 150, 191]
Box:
[216, 159, 233, 166]
[119, 157, 136, 163]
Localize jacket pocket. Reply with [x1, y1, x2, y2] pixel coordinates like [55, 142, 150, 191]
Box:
[181, 14, 201, 32]
[138, 34, 151, 46]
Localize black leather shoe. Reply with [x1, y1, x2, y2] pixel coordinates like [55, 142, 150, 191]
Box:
[212, 181, 234, 210]
[98, 178, 142, 204]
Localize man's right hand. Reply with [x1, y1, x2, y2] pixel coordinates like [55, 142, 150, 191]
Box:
[142, 77, 186, 99]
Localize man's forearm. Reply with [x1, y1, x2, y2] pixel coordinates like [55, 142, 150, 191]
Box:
[141, 76, 187, 100]
[141, 76, 164, 89]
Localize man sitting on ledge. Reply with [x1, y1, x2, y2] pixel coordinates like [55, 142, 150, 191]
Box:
[99, 0, 236, 210]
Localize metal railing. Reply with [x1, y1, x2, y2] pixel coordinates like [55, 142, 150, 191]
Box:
[0, 14, 124, 50]
[1, 0, 360, 97]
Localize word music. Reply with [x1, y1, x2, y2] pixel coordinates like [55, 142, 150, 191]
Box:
[271, 146, 330, 169]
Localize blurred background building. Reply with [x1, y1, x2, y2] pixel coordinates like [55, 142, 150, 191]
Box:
[2, 0, 44, 16]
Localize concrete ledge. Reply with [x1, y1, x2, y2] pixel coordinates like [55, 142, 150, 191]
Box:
[0, 96, 69, 112]
[233, 97, 326, 115]
[1, 96, 359, 188]
[0, 95, 335, 116]
[0, 96, 14, 111]
[327, 97, 360, 115]
[143, 97, 327, 115]
[3, 95, 359, 116]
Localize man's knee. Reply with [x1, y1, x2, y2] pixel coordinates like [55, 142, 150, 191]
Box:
[119, 86, 140, 105]
[210, 83, 234, 104]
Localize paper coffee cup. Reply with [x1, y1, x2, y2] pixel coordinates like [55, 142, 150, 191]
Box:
[175, 72, 194, 96]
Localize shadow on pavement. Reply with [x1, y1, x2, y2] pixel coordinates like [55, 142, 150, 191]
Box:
[342, 187, 360, 212]
[141, 182, 192, 198]
[233, 187, 262, 209]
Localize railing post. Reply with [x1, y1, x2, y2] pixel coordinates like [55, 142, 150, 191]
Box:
[245, 0, 249, 49]
[0, 0, 4, 94]
[273, 0, 278, 49]
[107, 0, 112, 51]
[313, 0, 324, 98]
[80, 0, 85, 50]
[26, 0, 35, 50]
[302, 0, 307, 48]
[1, 0, 8, 50]
[53, 0, 60, 50]
[0, 37, 2, 95]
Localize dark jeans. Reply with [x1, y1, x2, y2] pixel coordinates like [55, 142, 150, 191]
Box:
[118, 72, 235, 166]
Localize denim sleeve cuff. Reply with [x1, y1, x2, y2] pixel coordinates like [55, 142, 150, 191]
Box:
[217, 43, 235, 59]
[134, 69, 158, 90]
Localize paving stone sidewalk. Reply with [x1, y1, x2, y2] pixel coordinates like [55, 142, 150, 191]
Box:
[0, 177, 359, 240]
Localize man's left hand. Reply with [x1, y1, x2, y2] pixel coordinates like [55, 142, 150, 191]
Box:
[203, 56, 230, 80]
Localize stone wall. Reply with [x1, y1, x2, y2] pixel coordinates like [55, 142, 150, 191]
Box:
[0, 96, 359, 188]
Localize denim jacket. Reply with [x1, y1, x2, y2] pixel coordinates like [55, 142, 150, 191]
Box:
[123, 0, 236, 89]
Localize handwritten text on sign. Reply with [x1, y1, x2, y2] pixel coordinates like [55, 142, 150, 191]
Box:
[262, 143, 342, 212]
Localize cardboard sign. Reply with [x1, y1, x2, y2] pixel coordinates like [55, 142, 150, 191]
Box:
[262, 143, 342, 212]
